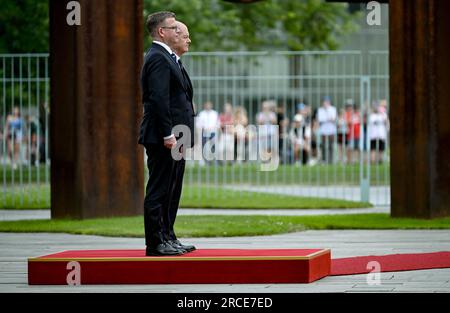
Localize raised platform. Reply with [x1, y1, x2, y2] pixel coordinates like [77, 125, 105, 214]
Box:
[28, 248, 331, 285]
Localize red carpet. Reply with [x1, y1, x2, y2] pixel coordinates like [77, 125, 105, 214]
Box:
[331, 251, 450, 276]
[28, 249, 331, 285]
[36, 248, 325, 259]
[29, 249, 450, 284]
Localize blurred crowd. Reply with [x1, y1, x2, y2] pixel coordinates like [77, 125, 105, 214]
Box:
[194, 97, 389, 166]
[0, 106, 47, 169]
[1, 99, 389, 169]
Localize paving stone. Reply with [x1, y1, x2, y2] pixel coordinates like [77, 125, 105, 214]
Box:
[0, 230, 449, 292]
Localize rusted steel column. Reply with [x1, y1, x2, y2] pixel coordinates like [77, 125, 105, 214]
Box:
[390, 0, 450, 218]
[50, 0, 144, 219]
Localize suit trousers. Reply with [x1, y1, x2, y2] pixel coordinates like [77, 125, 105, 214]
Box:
[144, 143, 186, 248]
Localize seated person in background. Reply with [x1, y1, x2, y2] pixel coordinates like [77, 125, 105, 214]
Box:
[289, 114, 311, 165]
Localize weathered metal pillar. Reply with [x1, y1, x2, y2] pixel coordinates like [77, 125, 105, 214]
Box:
[390, 0, 450, 218]
[49, 0, 144, 219]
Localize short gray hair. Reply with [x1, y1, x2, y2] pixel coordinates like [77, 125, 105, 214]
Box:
[146, 11, 176, 38]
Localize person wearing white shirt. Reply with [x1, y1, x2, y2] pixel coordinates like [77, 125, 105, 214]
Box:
[317, 96, 337, 164]
[368, 104, 389, 164]
[196, 101, 220, 163]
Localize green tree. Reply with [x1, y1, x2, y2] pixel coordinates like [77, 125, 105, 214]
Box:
[0, 0, 359, 53]
[0, 0, 49, 53]
[144, 0, 360, 51]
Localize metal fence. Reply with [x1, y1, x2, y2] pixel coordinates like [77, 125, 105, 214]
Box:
[181, 51, 390, 206]
[0, 54, 50, 209]
[1, 51, 389, 209]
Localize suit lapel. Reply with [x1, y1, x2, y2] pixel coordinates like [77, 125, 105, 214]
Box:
[151, 44, 187, 90]
[181, 66, 193, 98]
[151, 43, 194, 113]
[179, 65, 195, 113]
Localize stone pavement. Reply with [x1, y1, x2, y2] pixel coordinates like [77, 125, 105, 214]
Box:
[0, 210, 51, 221]
[1, 230, 449, 293]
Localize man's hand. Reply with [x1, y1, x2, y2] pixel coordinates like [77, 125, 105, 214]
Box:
[164, 136, 177, 149]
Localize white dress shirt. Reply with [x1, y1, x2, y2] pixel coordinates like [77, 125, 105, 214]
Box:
[196, 109, 220, 135]
[318, 105, 337, 136]
[368, 112, 388, 140]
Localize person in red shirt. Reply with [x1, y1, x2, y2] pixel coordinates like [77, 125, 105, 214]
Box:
[344, 100, 361, 164]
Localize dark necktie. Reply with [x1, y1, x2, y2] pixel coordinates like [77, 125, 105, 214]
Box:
[170, 53, 181, 69]
[171, 54, 189, 90]
[177, 58, 188, 81]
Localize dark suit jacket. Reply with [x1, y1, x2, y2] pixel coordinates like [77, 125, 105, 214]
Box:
[138, 43, 195, 147]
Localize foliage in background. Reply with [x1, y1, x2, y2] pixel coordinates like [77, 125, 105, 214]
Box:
[0, 0, 49, 53]
[144, 0, 361, 51]
[0, 0, 359, 53]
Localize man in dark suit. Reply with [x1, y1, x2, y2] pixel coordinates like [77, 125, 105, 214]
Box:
[138, 12, 196, 256]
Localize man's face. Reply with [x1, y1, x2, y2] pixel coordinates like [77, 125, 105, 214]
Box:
[159, 17, 180, 47]
[174, 23, 191, 56]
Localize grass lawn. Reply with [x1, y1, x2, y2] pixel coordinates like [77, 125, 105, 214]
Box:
[0, 165, 49, 185]
[1, 184, 50, 209]
[181, 186, 371, 209]
[1, 184, 371, 210]
[184, 163, 390, 186]
[0, 214, 449, 238]
[1, 163, 390, 186]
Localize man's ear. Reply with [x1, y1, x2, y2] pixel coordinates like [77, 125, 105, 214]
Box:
[157, 27, 164, 40]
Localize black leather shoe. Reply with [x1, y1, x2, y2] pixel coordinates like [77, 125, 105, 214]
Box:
[146, 242, 185, 256]
[169, 239, 196, 252]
